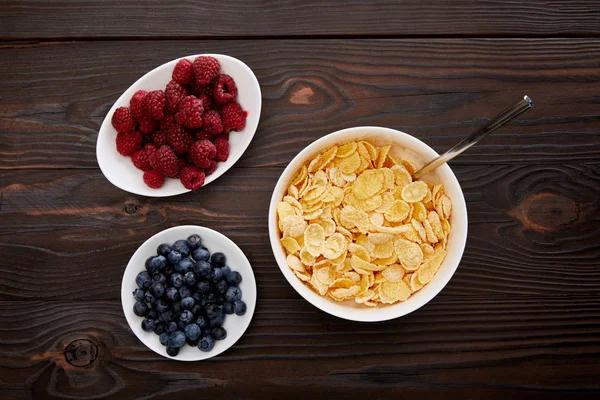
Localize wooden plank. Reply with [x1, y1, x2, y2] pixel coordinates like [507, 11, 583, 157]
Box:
[2, 1, 600, 39]
[0, 297, 598, 399]
[1, 39, 599, 170]
[1, 165, 598, 301]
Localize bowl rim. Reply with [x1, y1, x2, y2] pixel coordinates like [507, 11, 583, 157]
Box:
[96, 53, 262, 197]
[121, 225, 257, 360]
[268, 126, 468, 322]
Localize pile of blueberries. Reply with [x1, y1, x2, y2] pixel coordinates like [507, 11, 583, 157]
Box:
[132, 234, 246, 357]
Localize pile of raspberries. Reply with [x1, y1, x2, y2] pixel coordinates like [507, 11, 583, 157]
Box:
[111, 56, 247, 190]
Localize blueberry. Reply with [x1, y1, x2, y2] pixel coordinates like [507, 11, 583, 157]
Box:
[144, 291, 157, 305]
[171, 302, 182, 313]
[226, 271, 242, 285]
[215, 280, 228, 294]
[157, 243, 172, 257]
[181, 296, 195, 310]
[205, 293, 217, 305]
[187, 234, 202, 250]
[170, 273, 183, 288]
[225, 286, 242, 302]
[149, 282, 165, 298]
[152, 273, 167, 285]
[221, 266, 231, 276]
[196, 280, 211, 294]
[168, 331, 186, 348]
[159, 332, 169, 346]
[192, 292, 202, 302]
[161, 310, 175, 323]
[196, 316, 208, 329]
[166, 346, 179, 357]
[133, 301, 148, 316]
[212, 327, 227, 341]
[179, 286, 192, 299]
[211, 252, 226, 268]
[141, 318, 156, 332]
[175, 258, 194, 274]
[164, 265, 174, 276]
[210, 267, 224, 282]
[234, 300, 247, 316]
[215, 294, 226, 305]
[184, 271, 197, 286]
[191, 304, 203, 316]
[184, 324, 202, 341]
[166, 321, 178, 333]
[167, 250, 182, 265]
[223, 301, 234, 315]
[136, 271, 152, 289]
[177, 319, 187, 330]
[155, 299, 169, 313]
[179, 310, 194, 325]
[204, 304, 220, 319]
[172, 240, 190, 257]
[146, 309, 158, 320]
[145, 257, 154, 272]
[198, 335, 215, 352]
[165, 287, 180, 302]
[209, 312, 225, 328]
[186, 337, 198, 347]
[133, 288, 146, 301]
[193, 260, 212, 277]
[149, 255, 167, 273]
[154, 322, 165, 335]
[191, 247, 210, 262]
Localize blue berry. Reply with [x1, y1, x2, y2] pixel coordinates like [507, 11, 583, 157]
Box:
[166, 346, 179, 357]
[159, 332, 169, 346]
[196, 316, 208, 329]
[204, 293, 216, 305]
[145, 257, 154, 272]
[187, 234, 202, 250]
[214, 280, 228, 294]
[157, 243, 172, 257]
[225, 286, 242, 302]
[198, 335, 215, 352]
[192, 292, 202, 302]
[184, 324, 202, 341]
[133, 288, 145, 301]
[212, 327, 227, 340]
[168, 331, 186, 348]
[149, 282, 165, 298]
[171, 302, 182, 313]
[223, 302, 234, 314]
[155, 299, 169, 313]
[146, 309, 158, 320]
[154, 322, 165, 335]
[175, 258, 194, 274]
[181, 296, 195, 310]
[172, 240, 190, 257]
[210, 267, 224, 282]
[152, 273, 167, 285]
[209, 312, 225, 328]
[204, 304, 219, 319]
[186, 337, 198, 347]
[196, 280, 211, 294]
[179, 286, 192, 299]
[184, 271, 197, 286]
[191, 304, 203, 316]
[144, 291, 157, 305]
[170, 273, 183, 288]
[160, 310, 175, 323]
[165, 287, 180, 302]
[167, 250, 182, 265]
[179, 310, 193, 325]
[234, 300, 247, 316]
[149, 255, 167, 272]
[226, 271, 242, 285]
[141, 318, 155, 332]
[133, 301, 148, 316]
[193, 260, 211, 277]
[166, 321, 178, 333]
[191, 247, 210, 262]
[220, 266, 231, 276]
[215, 294, 226, 305]
[211, 252, 226, 268]
[136, 271, 152, 289]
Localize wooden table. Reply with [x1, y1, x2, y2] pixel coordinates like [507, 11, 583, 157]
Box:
[1, 2, 599, 399]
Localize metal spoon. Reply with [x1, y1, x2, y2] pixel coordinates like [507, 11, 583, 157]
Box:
[413, 95, 533, 179]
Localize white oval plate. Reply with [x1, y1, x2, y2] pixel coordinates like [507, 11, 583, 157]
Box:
[121, 225, 256, 360]
[97, 54, 262, 197]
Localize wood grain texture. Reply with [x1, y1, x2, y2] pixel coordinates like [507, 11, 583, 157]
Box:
[1, 39, 599, 170]
[2, 1, 600, 39]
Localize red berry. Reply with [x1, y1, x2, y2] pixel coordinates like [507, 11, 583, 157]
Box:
[213, 137, 230, 162]
[190, 81, 213, 97]
[205, 160, 218, 176]
[144, 143, 157, 156]
[138, 118, 157, 135]
[167, 124, 194, 155]
[143, 90, 165, 120]
[195, 130, 212, 141]
[203, 110, 223, 137]
[165, 80, 189, 113]
[160, 113, 176, 131]
[152, 130, 168, 147]
[188, 140, 216, 168]
[197, 94, 213, 111]
[131, 149, 152, 171]
[130, 90, 147, 121]
[179, 165, 206, 190]
[111, 107, 135, 133]
[149, 145, 180, 178]
[143, 170, 165, 189]
[116, 131, 142, 156]
[176, 96, 204, 129]
[172, 59, 194, 85]
[220, 102, 246, 133]
[213, 74, 238, 105]
[193, 56, 220, 85]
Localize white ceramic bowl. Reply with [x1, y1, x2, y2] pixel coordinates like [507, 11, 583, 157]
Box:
[268, 126, 468, 322]
[97, 54, 262, 197]
[121, 225, 256, 360]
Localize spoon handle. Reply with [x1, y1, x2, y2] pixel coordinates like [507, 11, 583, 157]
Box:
[413, 95, 533, 179]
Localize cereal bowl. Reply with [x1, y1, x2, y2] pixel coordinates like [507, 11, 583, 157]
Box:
[268, 126, 467, 322]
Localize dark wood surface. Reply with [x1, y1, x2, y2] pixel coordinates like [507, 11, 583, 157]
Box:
[1, 2, 599, 399]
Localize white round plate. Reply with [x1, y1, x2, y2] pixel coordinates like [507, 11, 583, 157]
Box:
[97, 54, 262, 197]
[121, 225, 256, 360]
[269, 126, 468, 322]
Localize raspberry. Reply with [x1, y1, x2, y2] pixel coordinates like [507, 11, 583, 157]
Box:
[197, 94, 213, 111]
[144, 143, 157, 156]
[195, 130, 212, 141]
[203, 110, 223, 137]
[176, 96, 204, 129]
[130, 90, 147, 121]
[193, 56, 220, 85]
[143, 90, 165, 120]
[213, 137, 230, 162]
[190, 81, 213, 97]
[213, 74, 238, 105]
[131, 149, 152, 171]
[220, 102, 246, 132]
[116, 131, 142, 156]
[167, 124, 194, 155]
[143, 170, 165, 189]
[179, 166, 206, 190]
[138, 118, 157, 135]
[152, 130, 168, 147]
[149, 145, 180, 178]
[172, 59, 194, 85]
[188, 140, 216, 168]
[111, 107, 135, 133]
[205, 160, 218, 176]
[165, 80, 189, 113]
